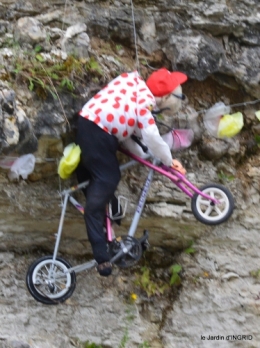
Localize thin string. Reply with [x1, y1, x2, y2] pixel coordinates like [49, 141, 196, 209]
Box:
[228, 99, 260, 108]
[195, 98, 260, 115]
[142, 58, 157, 71]
[62, 0, 69, 31]
[130, 0, 140, 72]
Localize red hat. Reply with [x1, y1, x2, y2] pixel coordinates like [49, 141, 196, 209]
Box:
[146, 68, 188, 97]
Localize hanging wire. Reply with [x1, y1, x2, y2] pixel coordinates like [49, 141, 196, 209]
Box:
[228, 99, 260, 109]
[130, 0, 140, 72]
[142, 58, 157, 71]
[195, 98, 260, 115]
[62, 0, 69, 31]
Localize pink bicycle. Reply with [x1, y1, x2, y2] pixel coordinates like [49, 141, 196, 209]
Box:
[26, 143, 234, 304]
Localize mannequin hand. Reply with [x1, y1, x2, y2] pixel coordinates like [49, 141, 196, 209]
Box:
[171, 159, 186, 175]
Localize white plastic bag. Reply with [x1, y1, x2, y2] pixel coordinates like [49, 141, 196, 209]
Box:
[8, 154, 36, 181]
[203, 102, 231, 137]
[255, 110, 260, 121]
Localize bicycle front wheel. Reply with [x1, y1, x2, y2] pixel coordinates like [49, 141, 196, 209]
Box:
[26, 255, 76, 305]
[191, 184, 234, 225]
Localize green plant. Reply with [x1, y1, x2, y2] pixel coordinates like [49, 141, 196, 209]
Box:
[2, 37, 20, 49]
[34, 44, 43, 53]
[118, 306, 136, 348]
[9, 49, 103, 99]
[134, 266, 169, 297]
[69, 338, 102, 348]
[254, 135, 260, 145]
[169, 264, 182, 286]
[85, 57, 103, 75]
[217, 170, 235, 183]
[250, 269, 260, 279]
[184, 241, 196, 254]
[119, 328, 129, 348]
[116, 44, 123, 51]
[60, 77, 75, 91]
[83, 342, 102, 348]
[138, 342, 151, 348]
[118, 307, 152, 348]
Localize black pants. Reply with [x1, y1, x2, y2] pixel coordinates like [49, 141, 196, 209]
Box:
[75, 117, 121, 264]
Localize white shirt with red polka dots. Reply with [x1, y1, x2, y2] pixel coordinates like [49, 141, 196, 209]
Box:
[79, 71, 172, 166]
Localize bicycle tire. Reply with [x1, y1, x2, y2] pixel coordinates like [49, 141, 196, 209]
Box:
[26, 255, 76, 305]
[191, 183, 234, 225]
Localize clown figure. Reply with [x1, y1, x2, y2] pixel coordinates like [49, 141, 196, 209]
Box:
[75, 68, 188, 276]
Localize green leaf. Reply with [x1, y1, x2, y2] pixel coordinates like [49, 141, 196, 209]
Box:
[50, 73, 59, 80]
[28, 79, 34, 91]
[34, 45, 42, 53]
[250, 269, 260, 278]
[170, 264, 182, 274]
[35, 54, 45, 62]
[184, 247, 196, 254]
[170, 273, 181, 286]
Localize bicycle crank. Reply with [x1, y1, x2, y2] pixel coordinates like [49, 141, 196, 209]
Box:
[109, 235, 143, 268]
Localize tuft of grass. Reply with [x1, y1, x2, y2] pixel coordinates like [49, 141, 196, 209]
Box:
[217, 170, 235, 183]
[250, 269, 260, 279]
[83, 342, 102, 348]
[8, 47, 103, 99]
[134, 266, 171, 297]
[134, 262, 184, 298]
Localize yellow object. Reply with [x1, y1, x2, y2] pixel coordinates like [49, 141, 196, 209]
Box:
[58, 143, 81, 179]
[130, 293, 138, 302]
[217, 112, 244, 138]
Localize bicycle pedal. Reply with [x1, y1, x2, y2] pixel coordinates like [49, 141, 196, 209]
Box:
[141, 239, 150, 251]
[139, 230, 150, 251]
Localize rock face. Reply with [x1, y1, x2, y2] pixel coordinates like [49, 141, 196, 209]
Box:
[0, 0, 259, 347]
[161, 223, 260, 348]
[0, 0, 259, 162]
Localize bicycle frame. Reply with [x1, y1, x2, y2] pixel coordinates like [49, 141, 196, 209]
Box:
[53, 147, 219, 274]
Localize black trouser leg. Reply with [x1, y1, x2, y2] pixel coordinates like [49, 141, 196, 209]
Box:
[84, 179, 117, 263]
[75, 117, 121, 264]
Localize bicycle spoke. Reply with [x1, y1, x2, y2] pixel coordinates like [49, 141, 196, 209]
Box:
[217, 198, 226, 204]
[34, 277, 45, 285]
[204, 205, 213, 216]
[38, 271, 48, 279]
[213, 205, 223, 215]
[199, 199, 211, 206]
[55, 279, 68, 287]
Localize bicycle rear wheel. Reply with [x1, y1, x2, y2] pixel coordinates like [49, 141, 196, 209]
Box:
[26, 255, 76, 305]
[191, 183, 234, 225]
